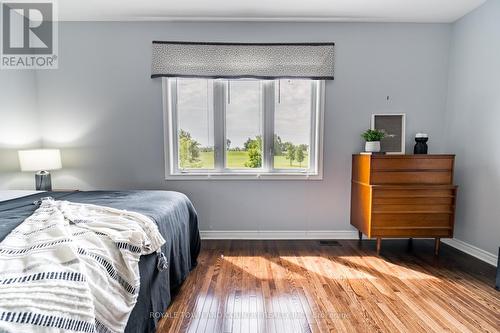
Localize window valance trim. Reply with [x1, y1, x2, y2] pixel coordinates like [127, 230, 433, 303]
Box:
[151, 41, 335, 80]
[152, 41, 335, 46]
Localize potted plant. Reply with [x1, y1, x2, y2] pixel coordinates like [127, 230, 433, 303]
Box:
[361, 129, 386, 152]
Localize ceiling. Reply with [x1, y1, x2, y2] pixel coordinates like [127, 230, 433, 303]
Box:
[57, 0, 486, 23]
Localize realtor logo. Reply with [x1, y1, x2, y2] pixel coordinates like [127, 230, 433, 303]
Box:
[1, 0, 58, 69]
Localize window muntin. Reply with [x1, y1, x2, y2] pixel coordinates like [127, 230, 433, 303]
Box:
[165, 78, 323, 179]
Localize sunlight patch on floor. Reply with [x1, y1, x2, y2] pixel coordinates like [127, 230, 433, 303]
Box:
[339, 256, 442, 281]
[221, 254, 441, 282]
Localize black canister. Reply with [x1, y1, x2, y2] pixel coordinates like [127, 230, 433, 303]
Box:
[414, 133, 428, 154]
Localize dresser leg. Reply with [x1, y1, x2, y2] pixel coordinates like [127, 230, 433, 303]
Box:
[376, 238, 381, 255]
[358, 231, 362, 241]
[434, 238, 440, 256]
[407, 238, 413, 251]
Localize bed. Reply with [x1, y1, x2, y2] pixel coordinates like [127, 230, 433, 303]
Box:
[0, 190, 201, 333]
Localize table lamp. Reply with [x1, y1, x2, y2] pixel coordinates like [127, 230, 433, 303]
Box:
[18, 149, 62, 191]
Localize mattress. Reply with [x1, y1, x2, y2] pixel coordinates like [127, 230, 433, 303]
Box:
[0, 190, 201, 333]
[0, 190, 41, 201]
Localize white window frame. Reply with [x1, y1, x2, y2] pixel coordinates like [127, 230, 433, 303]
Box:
[162, 78, 325, 180]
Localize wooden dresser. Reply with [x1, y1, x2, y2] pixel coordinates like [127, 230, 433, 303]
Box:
[350, 154, 457, 255]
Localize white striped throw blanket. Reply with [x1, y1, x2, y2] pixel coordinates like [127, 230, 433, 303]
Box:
[0, 198, 166, 333]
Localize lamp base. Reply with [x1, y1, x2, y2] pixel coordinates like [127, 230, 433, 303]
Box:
[35, 171, 52, 191]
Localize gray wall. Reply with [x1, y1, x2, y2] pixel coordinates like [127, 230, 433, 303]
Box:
[444, 0, 500, 254]
[0, 70, 40, 188]
[31, 22, 451, 233]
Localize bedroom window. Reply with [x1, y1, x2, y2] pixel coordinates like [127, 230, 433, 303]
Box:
[163, 78, 324, 179]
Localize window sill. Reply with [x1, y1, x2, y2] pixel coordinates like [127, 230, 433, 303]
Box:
[165, 172, 323, 180]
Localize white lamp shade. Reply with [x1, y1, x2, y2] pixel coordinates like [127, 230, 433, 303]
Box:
[18, 149, 62, 172]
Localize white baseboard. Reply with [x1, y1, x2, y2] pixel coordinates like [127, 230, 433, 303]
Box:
[442, 238, 498, 267]
[200, 230, 498, 267]
[200, 230, 359, 240]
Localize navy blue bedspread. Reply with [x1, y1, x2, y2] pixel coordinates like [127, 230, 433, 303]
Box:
[0, 190, 201, 333]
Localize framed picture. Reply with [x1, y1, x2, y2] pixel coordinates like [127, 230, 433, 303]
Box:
[371, 114, 406, 154]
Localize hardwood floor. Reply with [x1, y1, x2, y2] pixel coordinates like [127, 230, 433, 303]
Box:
[157, 239, 500, 333]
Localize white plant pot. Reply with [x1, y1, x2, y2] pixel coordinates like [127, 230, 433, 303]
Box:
[365, 141, 381, 153]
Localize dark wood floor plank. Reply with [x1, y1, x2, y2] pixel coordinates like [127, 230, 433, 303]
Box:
[157, 248, 211, 333]
[208, 245, 232, 333]
[283, 253, 327, 333]
[185, 250, 217, 333]
[158, 240, 500, 333]
[292, 252, 345, 332]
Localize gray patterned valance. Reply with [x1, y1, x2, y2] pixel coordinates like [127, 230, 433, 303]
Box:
[151, 41, 334, 80]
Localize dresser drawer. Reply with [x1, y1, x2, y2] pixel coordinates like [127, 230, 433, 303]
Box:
[371, 158, 453, 171]
[373, 203, 453, 213]
[372, 212, 452, 228]
[373, 188, 456, 198]
[373, 194, 454, 212]
[373, 196, 453, 205]
[371, 171, 452, 184]
[371, 227, 453, 238]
